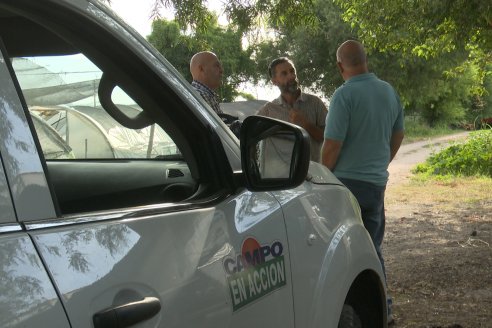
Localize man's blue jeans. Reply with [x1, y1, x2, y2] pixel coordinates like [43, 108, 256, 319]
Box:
[338, 178, 387, 280]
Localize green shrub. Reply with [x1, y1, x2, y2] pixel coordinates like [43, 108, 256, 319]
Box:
[413, 129, 492, 177]
[404, 116, 456, 143]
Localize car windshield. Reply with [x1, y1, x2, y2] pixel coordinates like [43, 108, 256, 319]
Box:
[12, 54, 180, 160]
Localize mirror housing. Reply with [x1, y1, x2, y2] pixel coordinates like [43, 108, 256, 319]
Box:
[240, 116, 310, 191]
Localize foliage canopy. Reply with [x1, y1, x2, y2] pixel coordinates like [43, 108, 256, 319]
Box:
[147, 16, 258, 102]
[147, 0, 318, 33]
[252, 1, 489, 126]
[123, 0, 492, 56]
[102, 0, 492, 125]
[335, 0, 491, 58]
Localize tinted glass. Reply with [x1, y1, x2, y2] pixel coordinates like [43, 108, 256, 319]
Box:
[12, 54, 180, 160]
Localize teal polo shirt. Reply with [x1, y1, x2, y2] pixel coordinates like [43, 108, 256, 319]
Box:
[324, 73, 404, 186]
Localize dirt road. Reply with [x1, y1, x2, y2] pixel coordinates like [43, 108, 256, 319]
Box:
[387, 132, 471, 187]
[384, 131, 492, 328]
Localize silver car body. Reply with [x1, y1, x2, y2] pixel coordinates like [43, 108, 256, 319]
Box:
[0, 0, 387, 327]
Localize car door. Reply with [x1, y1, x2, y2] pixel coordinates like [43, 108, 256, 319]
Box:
[0, 1, 295, 327]
[0, 42, 71, 328]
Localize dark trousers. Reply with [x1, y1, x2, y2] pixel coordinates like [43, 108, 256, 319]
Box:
[338, 178, 387, 281]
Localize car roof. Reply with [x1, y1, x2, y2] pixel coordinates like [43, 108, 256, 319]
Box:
[0, 9, 77, 57]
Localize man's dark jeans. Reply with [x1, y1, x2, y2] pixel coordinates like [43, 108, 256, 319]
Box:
[338, 177, 387, 280]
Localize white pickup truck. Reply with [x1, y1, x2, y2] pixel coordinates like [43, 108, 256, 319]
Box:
[0, 0, 387, 327]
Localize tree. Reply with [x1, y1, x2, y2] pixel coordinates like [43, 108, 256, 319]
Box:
[147, 0, 317, 33]
[253, 0, 354, 96]
[333, 0, 492, 59]
[104, 0, 490, 124]
[143, 1, 491, 80]
[147, 16, 258, 101]
[105, 0, 492, 56]
[333, 0, 491, 105]
[253, 0, 484, 126]
[476, 62, 492, 120]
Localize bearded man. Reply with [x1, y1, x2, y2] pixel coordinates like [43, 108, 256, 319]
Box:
[257, 57, 327, 162]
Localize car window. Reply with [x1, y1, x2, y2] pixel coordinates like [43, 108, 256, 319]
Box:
[0, 154, 16, 223]
[8, 53, 197, 216]
[12, 54, 180, 160]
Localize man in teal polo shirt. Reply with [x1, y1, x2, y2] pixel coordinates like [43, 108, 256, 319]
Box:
[321, 40, 404, 324]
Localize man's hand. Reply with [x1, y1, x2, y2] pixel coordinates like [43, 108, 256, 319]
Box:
[289, 108, 324, 142]
[289, 108, 307, 127]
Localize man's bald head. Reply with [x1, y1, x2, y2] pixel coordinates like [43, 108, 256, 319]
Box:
[190, 51, 223, 90]
[190, 51, 215, 76]
[336, 40, 368, 79]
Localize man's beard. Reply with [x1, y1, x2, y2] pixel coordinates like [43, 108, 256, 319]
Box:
[279, 80, 299, 94]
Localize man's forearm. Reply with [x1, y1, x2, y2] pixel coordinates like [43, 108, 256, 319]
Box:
[304, 123, 325, 142]
[321, 139, 343, 170]
[390, 130, 405, 162]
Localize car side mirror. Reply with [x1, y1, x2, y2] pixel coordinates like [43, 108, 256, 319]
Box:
[240, 115, 310, 191]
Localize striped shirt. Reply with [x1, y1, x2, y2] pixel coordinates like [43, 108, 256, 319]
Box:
[191, 80, 222, 114]
[257, 92, 327, 162]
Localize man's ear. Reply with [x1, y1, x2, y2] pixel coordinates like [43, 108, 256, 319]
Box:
[336, 62, 344, 74]
[271, 77, 278, 86]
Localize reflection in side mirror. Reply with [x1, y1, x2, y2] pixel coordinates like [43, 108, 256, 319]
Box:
[240, 116, 310, 191]
[256, 131, 295, 179]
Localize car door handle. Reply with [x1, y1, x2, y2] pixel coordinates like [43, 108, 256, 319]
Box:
[93, 296, 161, 328]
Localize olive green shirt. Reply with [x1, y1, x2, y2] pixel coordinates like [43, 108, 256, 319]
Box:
[257, 92, 327, 162]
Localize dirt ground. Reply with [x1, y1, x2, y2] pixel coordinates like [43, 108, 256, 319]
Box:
[384, 133, 492, 327]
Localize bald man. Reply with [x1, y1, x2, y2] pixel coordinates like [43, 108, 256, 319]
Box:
[190, 51, 242, 137]
[321, 40, 404, 324]
[190, 51, 223, 114]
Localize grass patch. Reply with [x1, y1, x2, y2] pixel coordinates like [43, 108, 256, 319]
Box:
[387, 176, 492, 211]
[403, 117, 459, 144]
